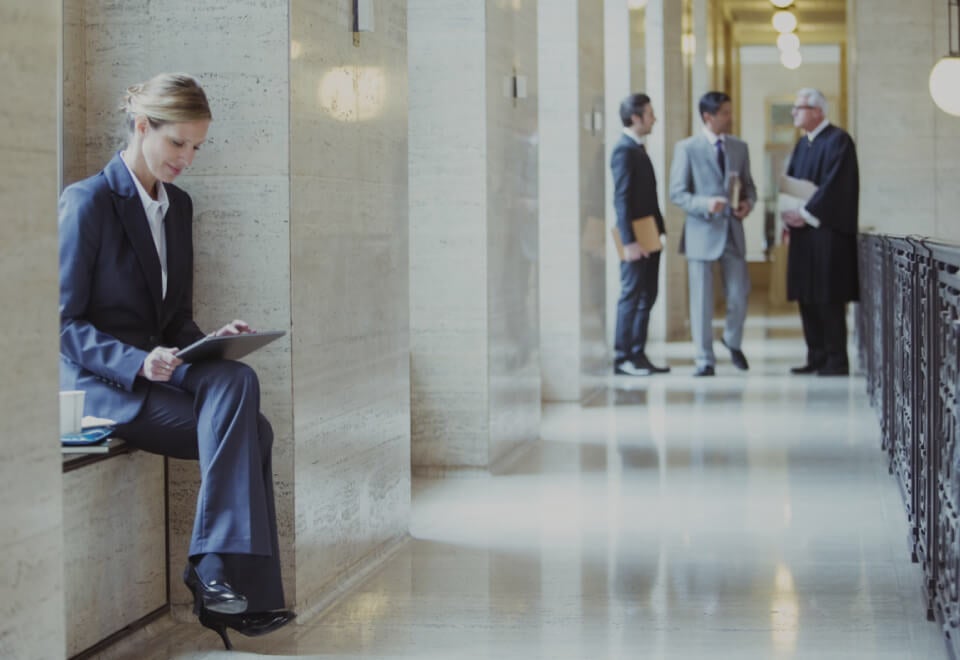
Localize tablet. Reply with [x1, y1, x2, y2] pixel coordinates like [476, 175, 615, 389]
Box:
[177, 330, 286, 363]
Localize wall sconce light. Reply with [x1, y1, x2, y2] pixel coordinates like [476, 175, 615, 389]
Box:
[930, 0, 960, 115]
[504, 67, 527, 105]
[514, 75, 528, 99]
[772, 10, 798, 33]
[352, 0, 374, 47]
[627, 0, 649, 9]
[771, 0, 794, 8]
[584, 109, 603, 135]
[318, 66, 387, 122]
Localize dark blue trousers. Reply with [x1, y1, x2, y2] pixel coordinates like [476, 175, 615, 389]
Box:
[614, 252, 661, 362]
[114, 360, 284, 611]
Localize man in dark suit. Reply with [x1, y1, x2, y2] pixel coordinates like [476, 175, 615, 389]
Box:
[781, 87, 860, 376]
[610, 93, 670, 376]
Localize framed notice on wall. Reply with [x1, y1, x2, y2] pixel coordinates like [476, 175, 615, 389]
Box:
[766, 97, 800, 147]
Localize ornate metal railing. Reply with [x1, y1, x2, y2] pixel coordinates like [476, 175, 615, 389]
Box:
[858, 234, 960, 649]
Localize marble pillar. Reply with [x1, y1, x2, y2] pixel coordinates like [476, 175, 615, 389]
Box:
[645, 0, 689, 341]
[62, 0, 86, 187]
[603, 0, 631, 352]
[289, 0, 411, 614]
[605, 3, 679, 351]
[850, 0, 960, 242]
[691, 0, 709, 127]
[0, 1, 65, 658]
[538, 0, 606, 402]
[63, 0, 410, 618]
[409, 0, 541, 470]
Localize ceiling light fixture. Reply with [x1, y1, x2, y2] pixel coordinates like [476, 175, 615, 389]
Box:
[930, 0, 960, 115]
[777, 32, 800, 52]
[772, 10, 798, 33]
[771, 0, 795, 7]
[780, 50, 802, 70]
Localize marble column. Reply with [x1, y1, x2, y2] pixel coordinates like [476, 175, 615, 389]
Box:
[409, 0, 541, 470]
[645, 0, 689, 341]
[63, 0, 410, 618]
[691, 0, 709, 126]
[538, 0, 606, 402]
[603, 0, 632, 351]
[850, 0, 960, 242]
[605, 3, 682, 350]
[288, 0, 411, 614]
[0, 1, 65, 658]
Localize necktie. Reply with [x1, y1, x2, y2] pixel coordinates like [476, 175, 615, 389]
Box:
[715, 139, 726, 177]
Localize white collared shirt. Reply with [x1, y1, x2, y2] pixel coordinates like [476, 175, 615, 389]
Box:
[798, 119, 831, 228]
[701, 125, 723, 147]
[120, 153, 169, 297]
[806, 118, 830, 143]
[622, 127, 646, 147]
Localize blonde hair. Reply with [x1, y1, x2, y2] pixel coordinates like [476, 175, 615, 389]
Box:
[121, 73, 212, 133]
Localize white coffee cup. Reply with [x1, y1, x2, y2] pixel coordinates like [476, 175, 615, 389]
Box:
[59, 390, 85, 436]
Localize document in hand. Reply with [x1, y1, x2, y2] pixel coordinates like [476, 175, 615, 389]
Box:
[177, 330, 286, 363]
[777, 175, 819, 217]
[779, 175, 818, 200]
[610, 215, 662, 261]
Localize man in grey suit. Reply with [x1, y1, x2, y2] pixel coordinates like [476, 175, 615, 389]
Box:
[669, 91, 756, 376]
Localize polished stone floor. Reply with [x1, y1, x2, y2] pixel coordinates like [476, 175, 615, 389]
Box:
[99, 311, 946, 659]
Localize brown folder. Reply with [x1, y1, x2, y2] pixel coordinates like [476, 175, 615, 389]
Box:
[611, 215, 662, 261]
[728, 173, 742, 209]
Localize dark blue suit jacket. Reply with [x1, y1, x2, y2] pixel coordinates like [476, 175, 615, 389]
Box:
[610, 134, 666, 242]
[59, 153, 205, 424]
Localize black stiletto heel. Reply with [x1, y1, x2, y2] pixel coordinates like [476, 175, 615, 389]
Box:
[200, 608, 297, 644]
[199, 609, 234, 650]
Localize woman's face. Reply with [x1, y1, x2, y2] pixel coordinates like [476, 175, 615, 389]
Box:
[138, 118, 210, 184]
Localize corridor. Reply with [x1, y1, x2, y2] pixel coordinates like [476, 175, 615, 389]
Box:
[102, 310, 944, 659]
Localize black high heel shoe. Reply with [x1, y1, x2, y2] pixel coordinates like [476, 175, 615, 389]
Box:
[198, 608, 297, 650]
[198, 609, 235, 650]
[183, 563, 248, 615]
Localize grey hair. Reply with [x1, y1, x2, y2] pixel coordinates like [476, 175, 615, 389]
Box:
[796, 88, 828, 114]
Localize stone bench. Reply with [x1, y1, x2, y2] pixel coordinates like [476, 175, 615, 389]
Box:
[62, 441, 167, 658]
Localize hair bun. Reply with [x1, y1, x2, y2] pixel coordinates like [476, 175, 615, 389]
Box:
[121, 83, 144, 113]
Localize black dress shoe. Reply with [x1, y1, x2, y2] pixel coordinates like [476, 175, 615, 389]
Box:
[633, 353, 671, 374]
[693, 365, 715, 377]
[817, 365, 849, 376]
[790, 363, 822, 374]
[184, 563, 248, 615]
[199, 608, 297, 650]
[720, 338, 749, 371]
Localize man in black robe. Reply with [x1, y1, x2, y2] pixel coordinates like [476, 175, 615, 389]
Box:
[781, 88, 860, 376]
